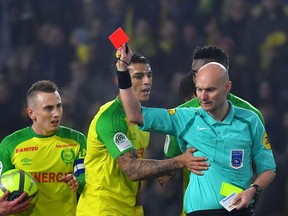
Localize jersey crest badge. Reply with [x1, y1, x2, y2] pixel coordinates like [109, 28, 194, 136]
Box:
[114, 132, 132, 152]
[61, 149, 76, 164]
[230, 149, 244, 169]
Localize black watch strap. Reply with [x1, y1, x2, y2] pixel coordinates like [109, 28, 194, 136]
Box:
[250, 183, 262, 197]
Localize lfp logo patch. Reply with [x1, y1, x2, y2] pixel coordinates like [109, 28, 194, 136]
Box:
[167, 109, 176, 115]
[262, 132, 271, 150]
[230, 150, 244, 169]
[114, 132, 132, 152]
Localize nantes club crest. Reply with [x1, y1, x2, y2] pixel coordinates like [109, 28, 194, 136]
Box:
[61, 149, 76, 164]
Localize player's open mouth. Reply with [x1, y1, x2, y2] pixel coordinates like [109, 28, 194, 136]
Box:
[141, 88, 150, 94]
[51, 120, 59, 125]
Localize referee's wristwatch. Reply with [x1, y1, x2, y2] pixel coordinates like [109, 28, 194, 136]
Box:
[250, 183, 262, 198]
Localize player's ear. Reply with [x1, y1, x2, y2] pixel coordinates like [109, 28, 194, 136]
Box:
[26, 108, 36, 120]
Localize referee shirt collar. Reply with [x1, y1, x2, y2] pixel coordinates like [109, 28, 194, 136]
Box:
[199, 101, 235, 126]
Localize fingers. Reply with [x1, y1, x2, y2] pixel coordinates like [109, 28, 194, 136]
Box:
[12, 192, 28, 204]
[186, 147, 197, 153]
[0, 190, 9, 201]
[60, 173, 74, 183]
[61, 174, 79, 192]
[232, 193, 251, 210]
[186, 160, 209, 174]
[190, 169, 204, 175]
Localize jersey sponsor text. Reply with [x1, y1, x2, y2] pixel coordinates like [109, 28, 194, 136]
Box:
[31, 171, 72, 183]
[16, 146, 38, 153]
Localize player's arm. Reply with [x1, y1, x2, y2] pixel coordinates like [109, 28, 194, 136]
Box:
[232, 117, 276, 210]
[116, 147, 201, 181]
[0, 191, 32, 215]
[116, 44, 144, 126]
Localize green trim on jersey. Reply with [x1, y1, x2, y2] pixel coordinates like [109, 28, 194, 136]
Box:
[0, 126, 87, 216]
[77, 97, 150, 216]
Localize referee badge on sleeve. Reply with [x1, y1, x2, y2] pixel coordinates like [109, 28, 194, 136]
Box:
[230, 150, 244, 169]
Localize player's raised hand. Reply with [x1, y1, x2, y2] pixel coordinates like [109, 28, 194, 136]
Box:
[116, 44, 133, 71]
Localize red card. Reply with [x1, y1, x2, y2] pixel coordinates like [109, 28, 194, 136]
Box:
[108, 27, 129, 49]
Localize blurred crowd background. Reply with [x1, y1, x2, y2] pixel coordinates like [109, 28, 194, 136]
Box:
[1, 0, 288, 215]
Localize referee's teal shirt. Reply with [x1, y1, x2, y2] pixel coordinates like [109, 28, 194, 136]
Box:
[140, 102, 276, 213]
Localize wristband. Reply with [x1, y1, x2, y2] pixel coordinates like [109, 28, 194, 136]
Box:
[250, 183, 262, 198]
[117, 70, 132, 89]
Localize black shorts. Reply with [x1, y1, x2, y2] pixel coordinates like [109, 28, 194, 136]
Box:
[186, 206, 255, 216]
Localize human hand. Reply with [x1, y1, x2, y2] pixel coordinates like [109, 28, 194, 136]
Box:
[60, 174, 79, 192]
[116, 44, 133, 71]
[231, 187, 255, 210]
[0, 191, 32, 215]
[179, 147, 209, 175]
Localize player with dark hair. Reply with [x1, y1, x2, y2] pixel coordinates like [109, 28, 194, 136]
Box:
[0, 80, 87, 216]
[76, 53, 205, 216]
[178, 71, 196, 103]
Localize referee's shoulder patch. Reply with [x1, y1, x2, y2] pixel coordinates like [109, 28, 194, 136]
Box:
[113, 132, 132, 152]
[262, 132, 271, 150]
[167, 109, 176, 115]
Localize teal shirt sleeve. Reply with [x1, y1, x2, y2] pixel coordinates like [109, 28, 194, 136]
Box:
[140, 108, 176, 135]
[141, 107, 197, 153]
[164, 97, 200, 158]
[250, 115, 276, 173]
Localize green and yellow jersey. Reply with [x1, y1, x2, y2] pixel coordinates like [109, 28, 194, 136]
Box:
[0, 126, 86, 216]
[164, 93, 265, 216]
[77, 97, 149, 216]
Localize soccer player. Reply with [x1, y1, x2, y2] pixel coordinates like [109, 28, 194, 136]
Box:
[0, 80, 86, 216]
[177, 71, 196, 103]
[76, 53, 205, 216]
[116, 44, 276, 215]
